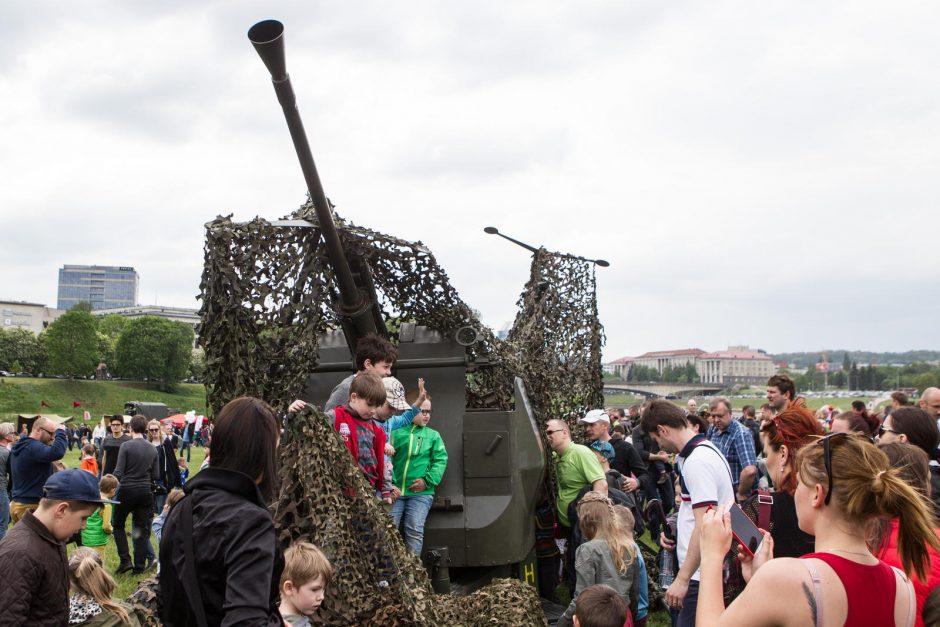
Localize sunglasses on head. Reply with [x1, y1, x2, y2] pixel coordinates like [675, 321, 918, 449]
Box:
[819, 432, 849, 505]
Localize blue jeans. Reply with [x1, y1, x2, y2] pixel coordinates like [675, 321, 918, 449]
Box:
[391, 494, 433, 556]
[0, 488, 9, 541]
[180, 440, 191, 462]
[676, 579, 700, 627]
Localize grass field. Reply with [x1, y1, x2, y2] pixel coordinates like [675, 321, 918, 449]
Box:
[0, 377, 207, 423]
[56, 444, 208, 598]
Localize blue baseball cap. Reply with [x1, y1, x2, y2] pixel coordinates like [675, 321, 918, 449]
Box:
[589, 439, 615, 463]
[43, 469, 119, 504]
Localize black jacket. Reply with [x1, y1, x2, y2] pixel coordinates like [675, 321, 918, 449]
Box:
[608, 437, 650, 491]
[0, 510, 69, 626]
[159, 468, 284, 627]
[156, 439, 181, 492]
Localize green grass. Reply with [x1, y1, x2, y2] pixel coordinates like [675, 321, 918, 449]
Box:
[58, 445, 207, 598]
[605, 389, 880, 414]
[0, 377, 207, 423]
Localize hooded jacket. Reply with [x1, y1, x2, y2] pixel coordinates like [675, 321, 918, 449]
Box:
[159, 467, 284, 627]
[11, 430, 68, 504]
[391, 424, 448, 496]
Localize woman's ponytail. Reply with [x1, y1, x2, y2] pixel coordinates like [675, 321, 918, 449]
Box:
[870, 468, 940, 582]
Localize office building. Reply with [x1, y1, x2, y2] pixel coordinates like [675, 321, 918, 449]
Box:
[57, 265, 139, 311]
[0, 300, 64, 334]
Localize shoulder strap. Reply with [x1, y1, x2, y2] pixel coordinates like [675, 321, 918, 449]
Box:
[889, 565, 916, 627]
[757, 490, 773, 531]
[801, 559, 824, 627]
[180, 496, 209, 627]
[689, 439, 735, 485]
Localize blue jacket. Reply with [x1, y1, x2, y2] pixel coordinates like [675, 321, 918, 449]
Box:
[11, 430, 68, 504]
[377, 406, 420, 438]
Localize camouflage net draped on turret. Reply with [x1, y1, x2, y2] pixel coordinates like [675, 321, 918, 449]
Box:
[131, 200, 603, 625]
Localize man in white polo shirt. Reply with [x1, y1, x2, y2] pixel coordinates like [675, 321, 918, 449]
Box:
[640, 399, 734, 627]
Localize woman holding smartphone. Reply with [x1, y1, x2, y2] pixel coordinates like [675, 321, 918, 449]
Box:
[740, 399, 823, 558]
[697, 432, 937, 627]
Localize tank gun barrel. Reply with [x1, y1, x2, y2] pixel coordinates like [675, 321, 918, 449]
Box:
[248, 20, 380, 343]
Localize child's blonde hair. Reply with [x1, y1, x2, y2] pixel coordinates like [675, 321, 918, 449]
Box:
[577, 493, 636, 575]
[612, 505, 636, 540]
[280, 541, 333, 589]
[68, 547, 130, 623]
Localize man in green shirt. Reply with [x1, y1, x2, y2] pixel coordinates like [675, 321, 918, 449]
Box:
[545, 419, 607, 529]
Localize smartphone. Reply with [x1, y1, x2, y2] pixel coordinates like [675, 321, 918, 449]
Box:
[729, 503, 764, 556]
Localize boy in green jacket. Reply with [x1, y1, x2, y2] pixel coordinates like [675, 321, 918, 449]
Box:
[390, 398, 448, 555]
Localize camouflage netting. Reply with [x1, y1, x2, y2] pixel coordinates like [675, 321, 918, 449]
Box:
[504, 248, 605, 436]
[131, 199, 603, 625]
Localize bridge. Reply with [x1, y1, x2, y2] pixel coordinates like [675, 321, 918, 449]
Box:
[604, 382, 725, 398]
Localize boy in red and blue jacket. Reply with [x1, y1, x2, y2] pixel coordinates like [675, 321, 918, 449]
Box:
[333, 373, 388, 493]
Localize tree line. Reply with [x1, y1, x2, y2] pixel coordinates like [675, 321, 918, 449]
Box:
[0, 302, 200, 390]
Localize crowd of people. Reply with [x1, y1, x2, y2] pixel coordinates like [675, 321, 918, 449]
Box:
[548, 375, 940, 627]
[0, 333, 448, 626]
[5, 340, 940, 626]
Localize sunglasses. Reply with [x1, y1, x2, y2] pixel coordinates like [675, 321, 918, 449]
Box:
[545, 429, 564, 436]
[148, 428, 161, 432]
[39, 427, 56, 436]
[877, 425, 897, 437]
[820, 432, 849, 505]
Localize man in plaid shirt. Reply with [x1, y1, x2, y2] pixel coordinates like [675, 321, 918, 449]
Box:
[705, 397, 758, 502]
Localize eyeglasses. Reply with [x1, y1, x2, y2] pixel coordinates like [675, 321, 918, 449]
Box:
[878, 425, 897, 437]
[419, 409, 432, 415]
[148, 428, 160, 432]
[111, 423, 124, 428]
[39, 427, 55, 436]
[545, 429, 564, 436]
[820, 432, 849, 505]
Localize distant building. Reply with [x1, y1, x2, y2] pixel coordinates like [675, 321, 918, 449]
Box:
[697, 347, 776, 385]
[0, 300, 64, 334]
[633, 348, 705, 373]
[604, 356, 634, 380]
[91, 305, 200, 345]
[57, 265, 139, 311]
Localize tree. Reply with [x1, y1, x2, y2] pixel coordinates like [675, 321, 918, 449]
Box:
[114, 317, 195, 389]
[70, 300, 93, 313]
[98, 314, 128, 339]
[0, 327, 47, 373]
[914, 372, 939, 393]
[43, 309, 99, 376]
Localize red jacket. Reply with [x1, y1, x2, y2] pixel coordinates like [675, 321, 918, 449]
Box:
[333, 405, 386, 492]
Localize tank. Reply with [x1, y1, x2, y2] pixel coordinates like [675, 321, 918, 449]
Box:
[247, 20, 545, 590]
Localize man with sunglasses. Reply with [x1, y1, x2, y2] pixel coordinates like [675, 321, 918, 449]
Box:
[9, 417, 68, 524]
[100, 415, 130, 477]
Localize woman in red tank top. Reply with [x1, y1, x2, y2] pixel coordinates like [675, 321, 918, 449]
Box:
[693, 432, 938, 627]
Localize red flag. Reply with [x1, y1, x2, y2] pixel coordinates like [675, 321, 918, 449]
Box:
[73, 401, 82, 408]
[40, 400, 50, 408]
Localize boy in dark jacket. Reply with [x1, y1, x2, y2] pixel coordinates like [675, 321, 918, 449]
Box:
[0, 468, 118, 626]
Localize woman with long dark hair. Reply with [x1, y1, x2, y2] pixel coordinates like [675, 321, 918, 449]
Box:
[877, 406, 940, 517]
[159, 397, 284, 626]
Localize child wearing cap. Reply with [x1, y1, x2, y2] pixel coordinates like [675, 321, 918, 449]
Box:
[0, 468, 119, 626]
[374, 377, 428, 504]
[589, 440, 627, 493]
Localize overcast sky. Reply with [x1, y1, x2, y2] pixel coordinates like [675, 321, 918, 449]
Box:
[2, 1, 938, 359]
